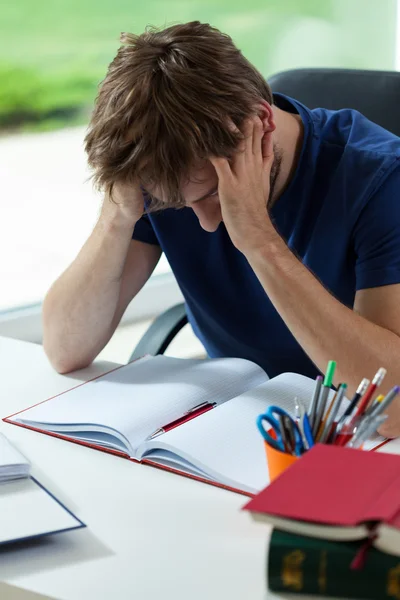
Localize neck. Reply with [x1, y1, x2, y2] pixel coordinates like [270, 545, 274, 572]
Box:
[270, 105, 304, 205]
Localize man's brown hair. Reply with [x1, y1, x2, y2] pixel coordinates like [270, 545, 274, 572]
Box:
[85, 21, 273, 209]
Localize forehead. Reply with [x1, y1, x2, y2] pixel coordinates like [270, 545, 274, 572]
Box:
[146, 160, 217, 204]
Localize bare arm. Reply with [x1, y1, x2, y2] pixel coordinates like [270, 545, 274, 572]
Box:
[212, 116, 400, 437]
[248, 240, 400, 417]
[42, 186, 161, 373]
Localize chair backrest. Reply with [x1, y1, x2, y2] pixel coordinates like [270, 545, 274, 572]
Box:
[268, 68, 400, 137]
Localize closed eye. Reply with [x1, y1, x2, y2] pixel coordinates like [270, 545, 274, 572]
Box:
[191, 188, 219, 204]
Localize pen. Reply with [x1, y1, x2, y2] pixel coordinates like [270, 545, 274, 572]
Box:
[319, 383, 347, 444]
[366, 385, 400, 419]
[352, 368, 386, 420]
[312, 361, 336, 437]
[295, 397, 313, 450]
[346, 414, 387, 449]
[282, 415, 296, 454]
[363, 394, 384, 418]
[302, 413, 315, 449]
[277, 413, 290, 452]
[332, 415, 361, 447]
[337, 378, 370, 425]
[308, 376, 323, 430]
[331, 379, 369, 444]
[147, 402, 217, 440]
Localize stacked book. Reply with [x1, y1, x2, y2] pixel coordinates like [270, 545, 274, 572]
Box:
[0, 432, 30, 482]
[244, 444, 400, 599]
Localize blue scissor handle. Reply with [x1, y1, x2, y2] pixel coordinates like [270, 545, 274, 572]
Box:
[256, 412, 286, 453]
[257, 406, 304, 456]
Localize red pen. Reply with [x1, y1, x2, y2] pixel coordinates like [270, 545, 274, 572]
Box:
[147, 401, 217, 440]
[352, 367, 386, 420]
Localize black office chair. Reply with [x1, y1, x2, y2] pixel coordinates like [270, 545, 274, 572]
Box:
[129, 67, 400, 362]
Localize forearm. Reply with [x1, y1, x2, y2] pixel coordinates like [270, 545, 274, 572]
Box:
[43, 202, 135, 372]
[246, 234, 400, 434]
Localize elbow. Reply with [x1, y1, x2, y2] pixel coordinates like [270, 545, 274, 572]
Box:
[45, 349, 93, 375]
[42, 302, 94, 374]
[42, 336, 94, 375]
[53, 359, 92, 375]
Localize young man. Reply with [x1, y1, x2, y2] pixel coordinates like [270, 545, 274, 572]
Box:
[43, 22, 400, 436]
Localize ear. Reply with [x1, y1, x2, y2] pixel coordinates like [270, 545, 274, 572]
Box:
[257, 100, 276, 134]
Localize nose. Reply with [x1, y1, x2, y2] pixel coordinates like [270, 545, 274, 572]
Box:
[190, 197, 222, 233]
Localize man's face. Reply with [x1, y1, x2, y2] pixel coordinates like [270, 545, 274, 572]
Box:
[148, 147, 282, 233]
[149, 160, 223, 233]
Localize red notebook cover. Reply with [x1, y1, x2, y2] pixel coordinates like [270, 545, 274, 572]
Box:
[243, 444, 400, 528]
[3, 361, 252, 498]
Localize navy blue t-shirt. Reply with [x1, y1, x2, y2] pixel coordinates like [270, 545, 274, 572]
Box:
[132, 93, 400, 379]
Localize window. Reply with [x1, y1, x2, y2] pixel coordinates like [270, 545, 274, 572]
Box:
[1, 0, 398, 341]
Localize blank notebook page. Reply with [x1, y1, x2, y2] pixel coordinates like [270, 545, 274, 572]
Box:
[143, 372, 317, 494]
[14, 355, 267, 452]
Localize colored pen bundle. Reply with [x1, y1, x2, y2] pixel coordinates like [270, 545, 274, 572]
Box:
[257, 361, 400, 457]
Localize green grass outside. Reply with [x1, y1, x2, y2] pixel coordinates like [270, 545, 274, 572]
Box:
[0, 0, 396, 132]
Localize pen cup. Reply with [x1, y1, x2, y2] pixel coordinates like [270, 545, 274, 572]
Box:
[264, 430, 299, 482]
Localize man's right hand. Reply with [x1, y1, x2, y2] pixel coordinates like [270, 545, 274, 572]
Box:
[101, 181, 145, 227]
[43, 178, 161, 374]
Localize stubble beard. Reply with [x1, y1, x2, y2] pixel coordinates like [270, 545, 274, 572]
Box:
[267, 143, 283, 210]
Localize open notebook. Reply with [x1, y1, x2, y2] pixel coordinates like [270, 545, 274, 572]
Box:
[4, 356, 387, 496]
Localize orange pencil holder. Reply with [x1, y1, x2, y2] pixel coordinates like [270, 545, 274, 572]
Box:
[264, 429, 299, 482]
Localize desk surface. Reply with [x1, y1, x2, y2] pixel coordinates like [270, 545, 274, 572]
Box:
[1, 336, 400, 600]
[0, 336, 271, 600]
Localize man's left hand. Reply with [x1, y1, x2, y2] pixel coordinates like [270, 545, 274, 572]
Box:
[210, 116, 277, 255]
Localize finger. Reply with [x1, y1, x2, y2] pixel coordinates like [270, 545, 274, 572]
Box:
[227, 118, 244, 147]
[242, 118, 254, 159]
[262, 130, 274, 167]
[226, 118, 246, 175]
[252, 116, 264, 159]
[209, 156, 233, 182]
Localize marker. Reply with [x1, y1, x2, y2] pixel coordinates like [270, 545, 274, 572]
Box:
[315, 384, 341, 442]
[312, 361, 336, 437]
[308, 376, 323, 430]
[319, 383, 347, 443]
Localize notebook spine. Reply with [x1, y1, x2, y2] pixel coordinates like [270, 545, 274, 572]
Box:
[267, 529, 400, 599]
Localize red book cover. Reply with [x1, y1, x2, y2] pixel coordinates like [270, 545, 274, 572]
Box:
[243, 444, 400, 528]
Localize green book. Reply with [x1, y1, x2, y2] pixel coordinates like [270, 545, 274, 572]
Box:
[268, 529, 400, 599]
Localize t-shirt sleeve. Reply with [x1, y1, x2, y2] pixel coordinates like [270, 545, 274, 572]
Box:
[354, 165, 400, 290]
[132, 214, 160, 246]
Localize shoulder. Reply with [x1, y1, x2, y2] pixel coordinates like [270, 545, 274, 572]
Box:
[309, 107, 400, 210]
[313, 106, 400, 159]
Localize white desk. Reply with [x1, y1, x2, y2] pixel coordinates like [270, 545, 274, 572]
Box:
[2, 336, 400, 600]
[0, 336, 270, 600]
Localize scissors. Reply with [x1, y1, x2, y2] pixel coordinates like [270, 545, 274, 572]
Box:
[256, 405, 304, 456]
